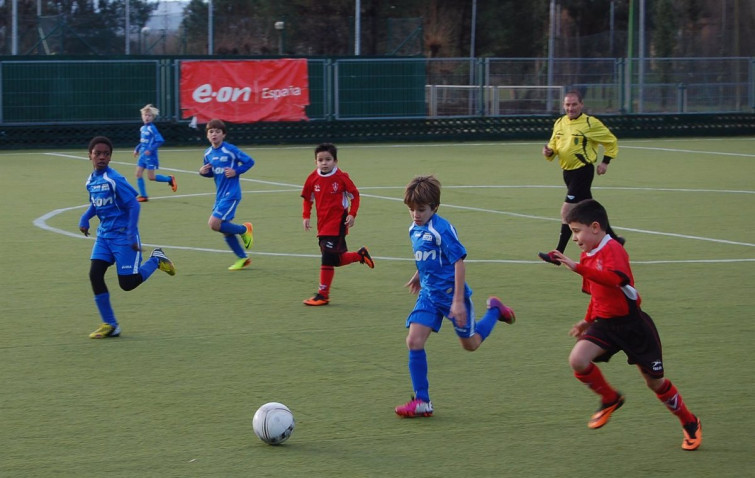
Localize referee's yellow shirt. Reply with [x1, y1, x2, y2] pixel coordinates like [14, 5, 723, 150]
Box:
[546, 114, 618, 171]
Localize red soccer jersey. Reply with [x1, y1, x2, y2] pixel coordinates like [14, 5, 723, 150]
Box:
[301, 167, 360, 237]
[574, 235, 641, 322]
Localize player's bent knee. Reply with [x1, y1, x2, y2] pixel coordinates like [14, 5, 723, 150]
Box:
[118, 273, 143, 291]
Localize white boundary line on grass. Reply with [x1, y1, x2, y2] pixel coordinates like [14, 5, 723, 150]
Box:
[34, 141, 755, 264]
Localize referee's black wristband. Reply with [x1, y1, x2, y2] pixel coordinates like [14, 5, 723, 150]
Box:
[601, 156, 613, 164]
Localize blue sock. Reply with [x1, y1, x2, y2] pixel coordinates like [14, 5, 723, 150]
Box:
[155, 174, 170, 183]
[219, 221, 246, 235]
[475, 307, 499, 341]
[224, 235, 247, 258]
[140, 256, 159, 281]
[94, 292, 117, 326]
[137, 177, 147, 197]
[408, 349, 430, 402]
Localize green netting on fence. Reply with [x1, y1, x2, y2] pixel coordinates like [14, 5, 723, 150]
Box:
[1, 114, 753, 150]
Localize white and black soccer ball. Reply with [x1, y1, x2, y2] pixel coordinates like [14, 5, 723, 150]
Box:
[252, 402, 295, 445]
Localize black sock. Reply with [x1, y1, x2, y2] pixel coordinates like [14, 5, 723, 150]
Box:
[556, 223, 572, 252]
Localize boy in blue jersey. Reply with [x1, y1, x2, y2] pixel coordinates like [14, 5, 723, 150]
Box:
[198, 119, 255, 271]
[395, 175, 516, 417]
[133, 104, 176, 202]
[79, 136, 176, 339]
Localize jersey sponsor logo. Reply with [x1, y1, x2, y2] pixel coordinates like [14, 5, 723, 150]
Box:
[91, 196, 113, 207]
[314, 185, 321, 192]
[414, 250, 437, 261]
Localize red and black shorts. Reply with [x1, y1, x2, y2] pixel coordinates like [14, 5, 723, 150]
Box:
[581, 309, 665, 378]
[562, 164, 594, 204]
[318, 235, 348, 266]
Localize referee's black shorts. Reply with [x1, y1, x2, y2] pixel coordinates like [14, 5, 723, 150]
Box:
[582, 308, 665, 379]
[562, 164, 594, 203]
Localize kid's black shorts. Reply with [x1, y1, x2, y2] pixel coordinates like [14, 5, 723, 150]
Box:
[582, 309, 665, 378]
[562, 164, 594, 203]
[318, 235, 348, 265]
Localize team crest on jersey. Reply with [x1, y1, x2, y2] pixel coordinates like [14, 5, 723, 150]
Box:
[574, 137, 579, 145]
[331, 183, 339, 192]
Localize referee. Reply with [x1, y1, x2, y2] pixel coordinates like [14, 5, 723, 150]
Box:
[539, 90, 624, 265]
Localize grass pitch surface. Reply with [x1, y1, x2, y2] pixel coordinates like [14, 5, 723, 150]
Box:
[1, 137, 753, 477]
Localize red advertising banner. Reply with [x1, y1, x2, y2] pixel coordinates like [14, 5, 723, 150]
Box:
[180, 59, 309, 123]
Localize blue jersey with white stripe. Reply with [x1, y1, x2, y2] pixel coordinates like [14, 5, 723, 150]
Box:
[136, 122, 164, 159]
[409, 213, 472, 302]
[84, 167, 139, 239]
[202, 142, 255, 201]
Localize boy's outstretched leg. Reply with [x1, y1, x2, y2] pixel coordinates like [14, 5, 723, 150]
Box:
[573, 362, 624, 429]
[653, 378, 701, 450]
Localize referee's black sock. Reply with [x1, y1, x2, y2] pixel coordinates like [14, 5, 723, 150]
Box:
[556, 223, 572, 253]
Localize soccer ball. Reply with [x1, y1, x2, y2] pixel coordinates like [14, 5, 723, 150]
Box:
[252, 402, 295, 445]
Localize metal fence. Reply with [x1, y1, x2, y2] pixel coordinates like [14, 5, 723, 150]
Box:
[0, 56, 752, 126]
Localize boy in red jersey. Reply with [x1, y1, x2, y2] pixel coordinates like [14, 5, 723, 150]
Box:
[300, 143, 374, 306]
[547, 199, 701, 451]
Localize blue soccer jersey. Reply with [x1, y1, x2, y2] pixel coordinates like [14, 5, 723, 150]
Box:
[83, 167, 139, 239]
[136, 123, 164, 161]
[409, 213, 472, 303]
[202, 142, 255, 201]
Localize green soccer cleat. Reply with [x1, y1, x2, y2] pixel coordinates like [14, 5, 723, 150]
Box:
[241, 222, 254, 249]
[151, 248, 176, 276]
[228, 257, 252, 271]
[89, 323, 121, 339]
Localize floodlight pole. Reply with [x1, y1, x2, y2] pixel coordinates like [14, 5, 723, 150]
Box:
[12, 0, 18, 55]
[354, 0, 361, 55]
[637, 0, 645, 113]
[208, 0, 214, 55]
[469, 0, 476, 59]
[125, 0, 131, 54]
[274, 21, 285, 55]
[546, 0, 556, 112]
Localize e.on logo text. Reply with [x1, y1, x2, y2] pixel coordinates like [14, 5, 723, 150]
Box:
[193, 84, 252, 104]
[192, 84, 303, 104]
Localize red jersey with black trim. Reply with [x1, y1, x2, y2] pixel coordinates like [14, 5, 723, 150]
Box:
[574, 234, 641, 322]
[301, 166, 360, 237]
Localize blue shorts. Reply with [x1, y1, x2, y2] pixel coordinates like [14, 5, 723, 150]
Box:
[137, 154, 159, 170]
[212, 197, 240, 221]
[406, 291, 476, 338]
[91, 234, 143, 276]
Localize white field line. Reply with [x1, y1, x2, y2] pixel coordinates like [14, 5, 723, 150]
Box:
[34, 141, 755, 264]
